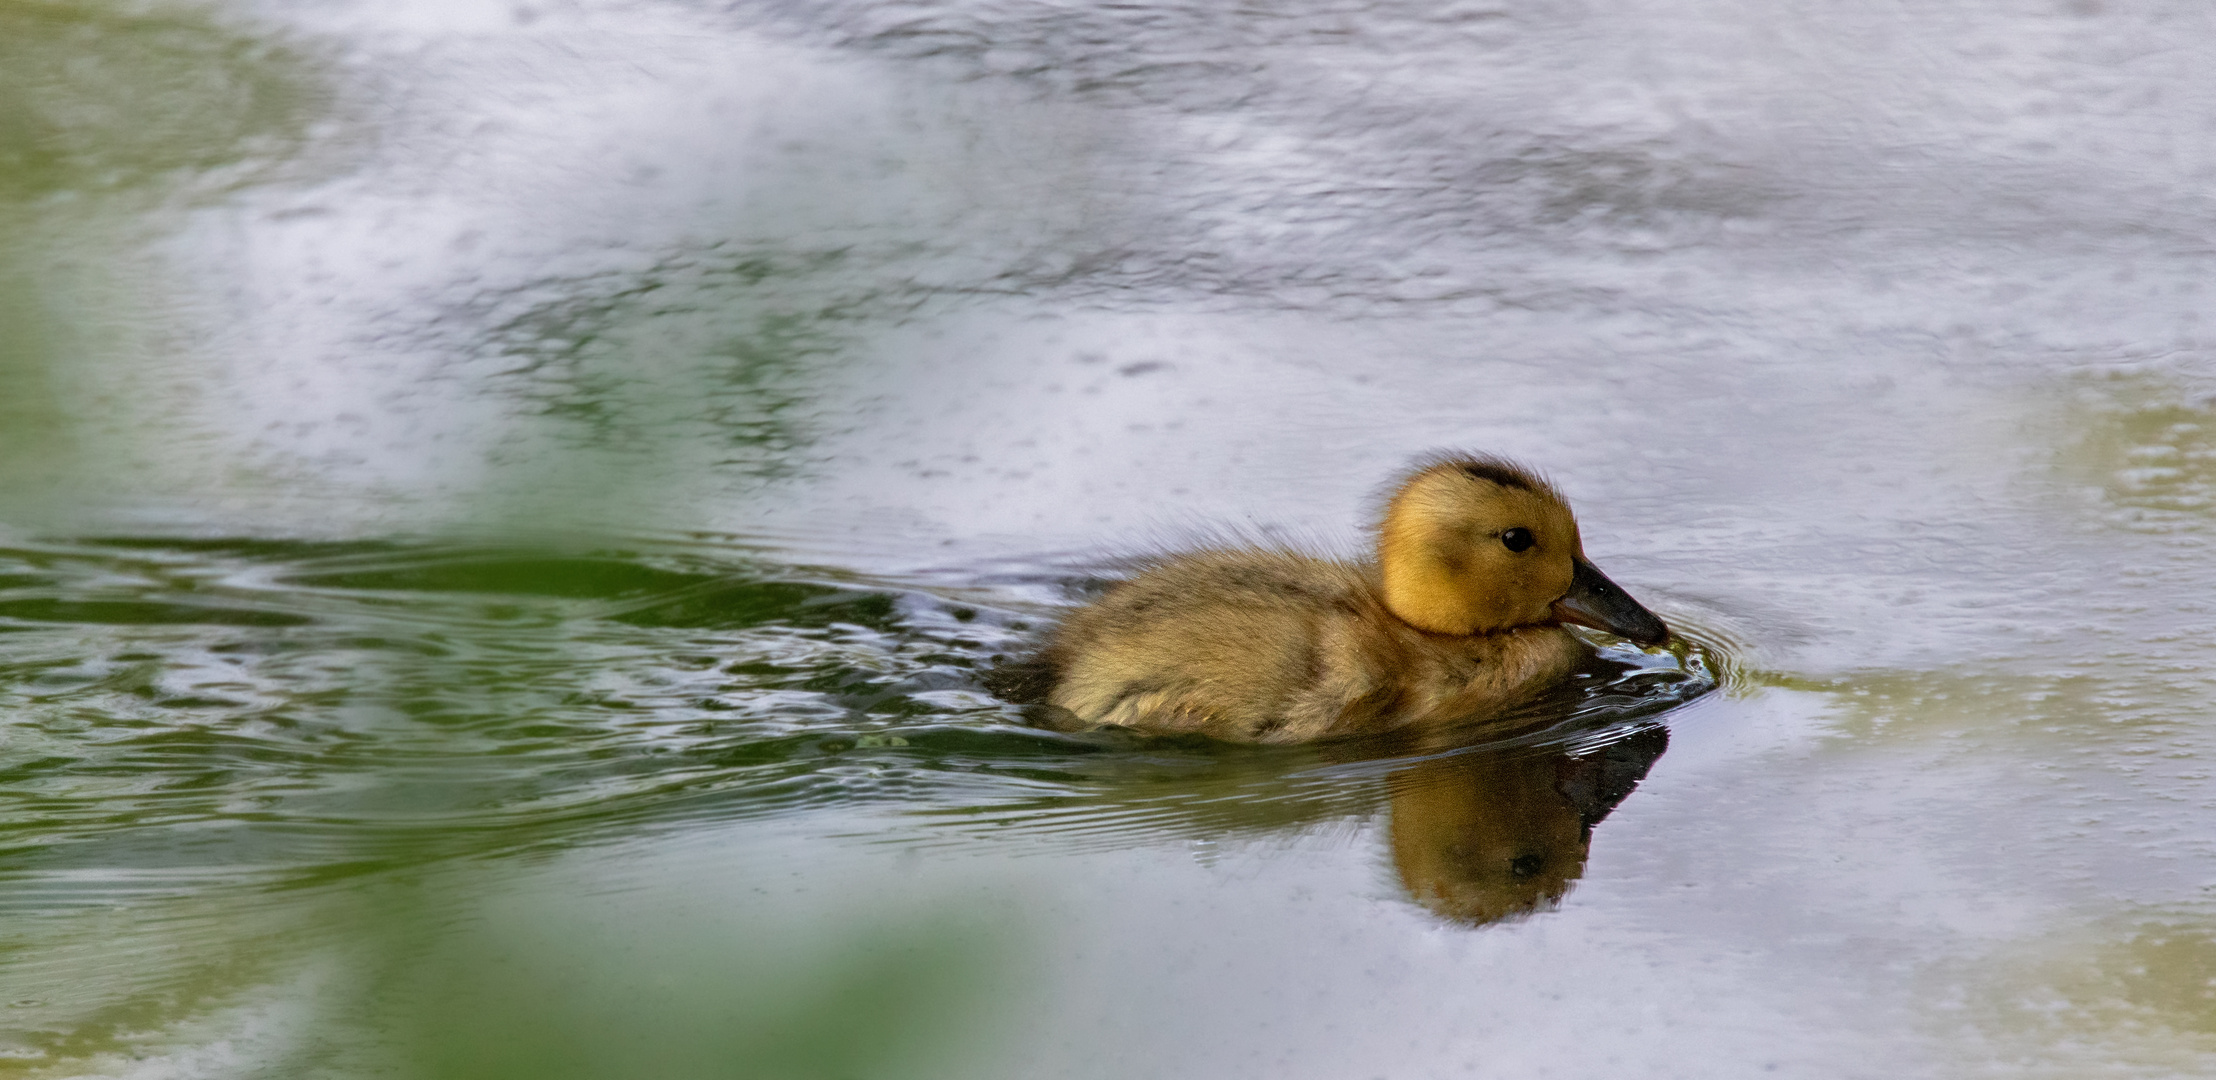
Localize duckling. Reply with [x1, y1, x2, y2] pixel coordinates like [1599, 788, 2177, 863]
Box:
[992, 454, 1668, 743]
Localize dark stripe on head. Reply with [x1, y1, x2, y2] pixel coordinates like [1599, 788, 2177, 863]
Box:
[1374, 451, 1565, 527]
[1458, 460, 1536, 490]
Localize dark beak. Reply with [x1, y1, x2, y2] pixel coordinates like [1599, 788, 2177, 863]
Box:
[1551, 557, 1669, 647]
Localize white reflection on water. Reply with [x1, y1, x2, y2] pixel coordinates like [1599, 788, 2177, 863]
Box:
[7, 0, 2216, 1075]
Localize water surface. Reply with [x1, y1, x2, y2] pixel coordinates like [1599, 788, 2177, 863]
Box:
[4, 0, 2216, 1076]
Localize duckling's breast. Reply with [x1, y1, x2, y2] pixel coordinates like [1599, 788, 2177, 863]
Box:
[1379, 623, 1584, 728]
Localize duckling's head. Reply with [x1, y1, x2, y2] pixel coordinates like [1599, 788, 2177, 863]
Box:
[1377, 455, 1668, 645]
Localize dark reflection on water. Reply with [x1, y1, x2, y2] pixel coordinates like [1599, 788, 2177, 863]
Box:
[0, 537, 1713, 924]
[461, 253, 868, 475]
[1389, 725, 1668, 926]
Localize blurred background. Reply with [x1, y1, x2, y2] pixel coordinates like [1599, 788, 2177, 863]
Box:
[3, 0, 2216, 1075]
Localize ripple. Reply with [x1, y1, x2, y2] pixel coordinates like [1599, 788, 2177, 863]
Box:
[0, 537, 1717, 917]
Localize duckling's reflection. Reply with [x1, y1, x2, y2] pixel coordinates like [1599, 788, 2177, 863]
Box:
[1383, 726, 1667, 926]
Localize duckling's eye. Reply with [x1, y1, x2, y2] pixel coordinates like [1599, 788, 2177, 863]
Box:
[1500, 527, 1535, 553]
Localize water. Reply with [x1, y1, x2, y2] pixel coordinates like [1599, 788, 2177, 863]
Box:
[4, 0, 2216, 1075]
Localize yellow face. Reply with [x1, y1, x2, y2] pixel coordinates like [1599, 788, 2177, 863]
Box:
[1377, 461, 1582, 636]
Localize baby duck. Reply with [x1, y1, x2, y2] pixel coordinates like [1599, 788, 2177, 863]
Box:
[997, 454, 1668, 743]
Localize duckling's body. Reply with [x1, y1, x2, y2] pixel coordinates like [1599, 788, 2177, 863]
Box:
[1043, 551, 1583, 743]
[999, 455, 1668, 744]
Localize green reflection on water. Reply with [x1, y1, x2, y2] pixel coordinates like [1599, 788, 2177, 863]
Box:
[456, 250, 877, 531]
[2057, 372, 2216, 531]
[379, 892, 1013, 1080]
[0, 1, 324, 200]
[1951, 917, 2216, 1073]
[493, 272, 850, 468]
[0, 853, 1027, 1079]
[0, 267, 68, 502]
[1766, 666, 2205, 744]
[0, 0, 331, 526]
[0, 540, 1007, 886]
[2106, 924, 2216, 1035]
